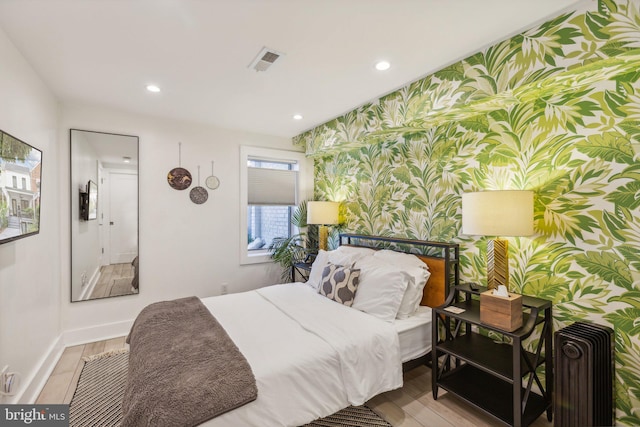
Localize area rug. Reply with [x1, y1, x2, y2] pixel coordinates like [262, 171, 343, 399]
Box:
[69, 349, 128, 427]
[69, 349, 391, 427]
[304, 405, 392, 426]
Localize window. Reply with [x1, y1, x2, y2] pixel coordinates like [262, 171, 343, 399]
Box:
[21, 177, 26, 189]
[240, 146, 310, 265]
[247, 160, 295, 253]
[12, 176, 17, 188]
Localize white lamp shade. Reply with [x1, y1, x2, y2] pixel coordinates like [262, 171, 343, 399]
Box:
[307, 201, 339, 225]
[462, 190, 534, 236]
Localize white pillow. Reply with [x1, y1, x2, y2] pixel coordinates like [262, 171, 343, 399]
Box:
[373, 250, 431, 319]
[333, 245, 376, 259]
[307, 250, 329, 290]
[307, 247, 374, 290]
[352, 256, 411, 322]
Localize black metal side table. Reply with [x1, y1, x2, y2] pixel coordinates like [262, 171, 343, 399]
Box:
[432, 283, 553, 427]
[291, 262, 313, 282]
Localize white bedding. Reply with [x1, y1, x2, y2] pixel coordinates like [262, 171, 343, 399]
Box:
[199, 282, 403, 427]
[395, 305, 432, 362]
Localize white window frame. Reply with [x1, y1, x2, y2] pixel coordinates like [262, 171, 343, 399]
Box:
[239, 146, 310, 265]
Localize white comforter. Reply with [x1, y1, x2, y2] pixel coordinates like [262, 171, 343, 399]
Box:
[200, 283, 402, 427]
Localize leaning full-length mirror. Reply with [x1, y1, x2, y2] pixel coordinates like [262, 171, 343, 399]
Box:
[70, 129, 139, 302]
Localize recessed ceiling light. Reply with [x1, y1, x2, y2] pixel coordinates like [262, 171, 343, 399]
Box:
[375, 61, 391, 71]
[123, 156, 131, 163]
[293, 114, 303, 120]
[146, 84, 161, 93]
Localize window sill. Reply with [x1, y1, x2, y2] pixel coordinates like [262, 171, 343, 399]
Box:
[240, 250, 274, 265]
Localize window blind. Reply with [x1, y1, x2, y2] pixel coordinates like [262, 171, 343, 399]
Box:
[247, 166, 298, 205]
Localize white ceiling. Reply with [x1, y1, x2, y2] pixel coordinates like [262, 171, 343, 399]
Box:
[0, 0, 589, 138]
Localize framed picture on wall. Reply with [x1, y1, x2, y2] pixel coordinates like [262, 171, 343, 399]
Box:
[0, 129, 43, 245]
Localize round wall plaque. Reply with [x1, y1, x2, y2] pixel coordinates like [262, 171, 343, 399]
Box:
[189, 165, 208, 204]
[190, 186, 208, 204]
[167, 167, 192, 190]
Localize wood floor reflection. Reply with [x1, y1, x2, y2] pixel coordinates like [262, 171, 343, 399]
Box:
[89, 263, 137, 299]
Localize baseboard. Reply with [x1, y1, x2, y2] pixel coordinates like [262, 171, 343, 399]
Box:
[15, 319, 134, 404]
[78, 266, 101, 301]
[63, 319, 134, 347]
[12, 334, 65, 404]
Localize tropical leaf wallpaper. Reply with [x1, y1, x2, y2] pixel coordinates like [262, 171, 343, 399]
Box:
[294, 0, 640, 424]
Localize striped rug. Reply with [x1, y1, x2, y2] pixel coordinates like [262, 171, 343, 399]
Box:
[69, 349, 392, 427]
[69, 349, 128, 427]
[304, 405, 392, 426]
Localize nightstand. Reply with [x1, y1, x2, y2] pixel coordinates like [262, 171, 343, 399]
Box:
[432, 283, 553, 427]
[291, 262, 313, 282]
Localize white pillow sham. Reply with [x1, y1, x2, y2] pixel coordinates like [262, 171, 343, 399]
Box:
[307, 246, 375, 289]
[372, 250, 431, 319]
[306, 250, 329, 290]
[352, 256, 411, 322]
[307, 247, 373, 290]
[333, 245, 376, 259]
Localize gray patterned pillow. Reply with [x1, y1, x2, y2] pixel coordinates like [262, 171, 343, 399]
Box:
[319, 262, 361, 307]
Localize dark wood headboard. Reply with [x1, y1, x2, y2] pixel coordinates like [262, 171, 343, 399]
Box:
[339, 234, 459, 308]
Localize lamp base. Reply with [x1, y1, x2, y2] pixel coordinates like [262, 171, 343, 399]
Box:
[319, 225, 329, 251]
[487, 238, 509, 290]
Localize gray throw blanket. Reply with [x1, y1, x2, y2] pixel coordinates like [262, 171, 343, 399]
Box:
[121, 297, 257, 427]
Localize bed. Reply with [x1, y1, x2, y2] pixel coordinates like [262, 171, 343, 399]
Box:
[123, 234, 459, 427]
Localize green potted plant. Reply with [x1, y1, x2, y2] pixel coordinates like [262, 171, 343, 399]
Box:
[269, 200, 319, 281]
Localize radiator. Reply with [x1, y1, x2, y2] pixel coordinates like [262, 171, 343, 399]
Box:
[554, 322, 614, 427]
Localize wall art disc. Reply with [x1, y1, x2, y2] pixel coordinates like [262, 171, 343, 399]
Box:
[167, 167, 192, 190]
[189, 186, 208, 204]
[205, 160, 220, 190]
[205, 175, 220, 190]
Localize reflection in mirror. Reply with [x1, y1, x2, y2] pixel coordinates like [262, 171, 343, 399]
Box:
[70, 129, 139, 302]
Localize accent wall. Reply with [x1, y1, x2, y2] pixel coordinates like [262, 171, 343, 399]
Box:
[294, 0, 640, 424]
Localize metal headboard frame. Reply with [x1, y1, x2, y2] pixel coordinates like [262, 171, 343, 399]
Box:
[338, 233, 460, 302]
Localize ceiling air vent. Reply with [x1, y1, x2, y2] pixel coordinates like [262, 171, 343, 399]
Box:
[248, 47, 284, 72]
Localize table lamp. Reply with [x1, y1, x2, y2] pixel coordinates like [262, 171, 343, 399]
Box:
[307, 201, 339, 251]
[462, 190, 533, 290]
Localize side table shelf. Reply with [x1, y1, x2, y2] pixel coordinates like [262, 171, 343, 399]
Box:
[432, 284, 553, 427]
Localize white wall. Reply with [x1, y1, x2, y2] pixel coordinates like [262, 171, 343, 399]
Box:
[69, 131, 100, 301]
[0, 26, 61, 403]
[60, 104, 313, 337]
[0, 23, 311, 402]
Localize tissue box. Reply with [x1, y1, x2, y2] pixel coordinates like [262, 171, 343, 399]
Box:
[480, 290, 523, 332]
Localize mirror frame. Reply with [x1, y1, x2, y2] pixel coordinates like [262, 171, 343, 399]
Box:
[70, 129, 139, 302]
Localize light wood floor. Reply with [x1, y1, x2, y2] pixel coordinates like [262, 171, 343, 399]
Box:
[368, 366, 552, 427]
[36, 337, 128, 405]
[37, 338, 553, 427]
[89, 263, 137, 299]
